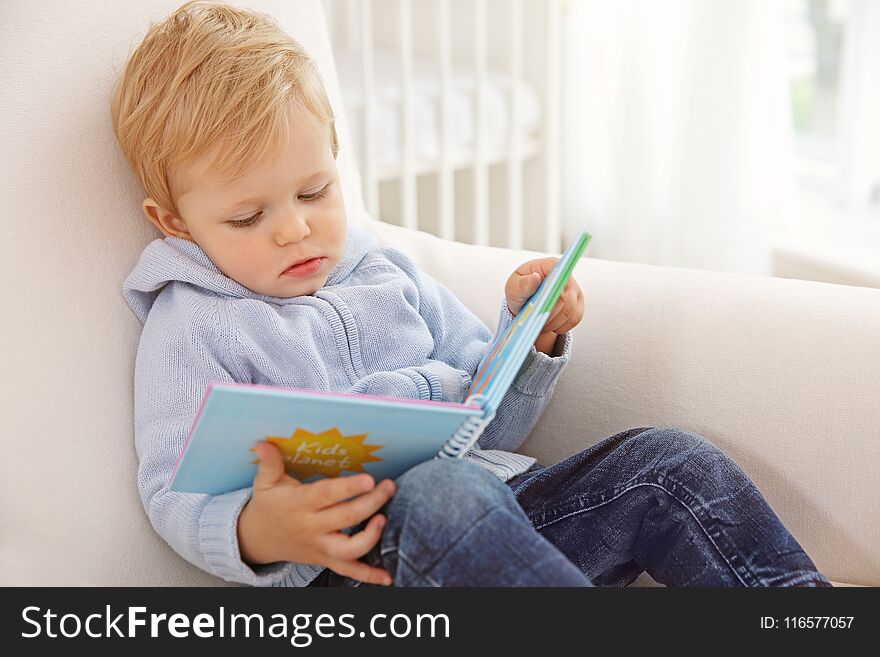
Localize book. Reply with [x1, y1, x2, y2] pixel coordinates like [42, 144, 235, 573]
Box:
[169, 231, 592, 494]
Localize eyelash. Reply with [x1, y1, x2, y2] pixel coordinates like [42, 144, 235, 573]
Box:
[229, 184, 330, 229]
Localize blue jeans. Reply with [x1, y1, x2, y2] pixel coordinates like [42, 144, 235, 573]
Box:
[307, 427, 831, 587]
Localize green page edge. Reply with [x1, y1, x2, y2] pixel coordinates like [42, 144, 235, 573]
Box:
[539, 232, 592, 314]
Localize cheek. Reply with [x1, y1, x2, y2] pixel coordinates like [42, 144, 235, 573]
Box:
[218, 234, 266, 275]
[321, 202, 347, 239]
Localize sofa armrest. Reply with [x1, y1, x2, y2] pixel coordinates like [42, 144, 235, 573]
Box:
[366, 215, 880, 587]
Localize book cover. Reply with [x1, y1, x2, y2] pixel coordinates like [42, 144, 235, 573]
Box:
[169, 231, 591, 494]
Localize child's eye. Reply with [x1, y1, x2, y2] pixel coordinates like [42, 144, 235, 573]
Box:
[227, 184, 329, 228]
[229, 212, 262, 229]
[300, 183, 330, 203]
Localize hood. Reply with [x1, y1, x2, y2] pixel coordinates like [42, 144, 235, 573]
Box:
[122, 222, 378, 324]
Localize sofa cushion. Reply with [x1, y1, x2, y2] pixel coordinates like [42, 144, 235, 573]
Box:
[0, 0, 363, 586]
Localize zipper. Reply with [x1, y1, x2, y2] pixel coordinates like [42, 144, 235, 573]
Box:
[311, 291, 365, 383]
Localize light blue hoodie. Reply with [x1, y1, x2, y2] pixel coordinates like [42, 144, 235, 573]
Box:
[122, 223, 572, 586]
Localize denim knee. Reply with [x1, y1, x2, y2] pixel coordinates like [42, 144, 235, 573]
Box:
[387, 458, 516, 530]
[394, 457, 510, 507]
[625, 426, 746, 488]
[381, 458, 593, 586]
[631, 426, 708, 452]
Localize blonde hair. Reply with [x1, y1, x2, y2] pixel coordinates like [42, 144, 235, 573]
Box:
[110, 0, 339, 218]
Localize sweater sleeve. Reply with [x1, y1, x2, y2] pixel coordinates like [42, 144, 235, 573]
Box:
[401, 258, 572, 451]
[344, 358, 472, 403]
[473, 297, 573, 452]
[133, 292, 317, 587]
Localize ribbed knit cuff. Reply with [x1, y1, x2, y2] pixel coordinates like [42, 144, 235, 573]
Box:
[423, 361, 472, 402]
[198, 488, 322, 587]
[496, 297, 517, 338]
[402, 368, 434, 400]
[512, 330, 573, 397]
[405, 362, 472, 402]
[495, 296, 573, 396]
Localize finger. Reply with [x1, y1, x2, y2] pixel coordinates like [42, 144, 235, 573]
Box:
[551, 319, 573, 335]
[318, 479, 396, 531]
[515, 257, 558, 277]
[519, 271, 542, 296]
[545, 281, 575, 312]
[549, 287, 578, 322]
[572, 288, 585, 323]
[566, 285, 583, 315]
[506, 272, 543, 316]
[556, 280, 576, 301]
[326, 556, 393, 586]
[544, 302, 573, 334]
[251, 441, 294, 489]
[305, 472, 377, 509]
[322, 513, 387, 561]
[543, 297, 565, 328]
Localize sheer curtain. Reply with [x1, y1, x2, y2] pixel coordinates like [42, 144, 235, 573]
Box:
[561, 0, 794, 276]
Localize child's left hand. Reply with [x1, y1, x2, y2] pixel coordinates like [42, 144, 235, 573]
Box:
[505, 258, 584, 355]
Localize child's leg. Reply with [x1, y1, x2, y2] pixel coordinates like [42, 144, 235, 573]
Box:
[311, 458, 593, 587]
[506, 426, 831, 587]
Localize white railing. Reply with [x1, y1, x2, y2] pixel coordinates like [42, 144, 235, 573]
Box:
[438, 0, 453, 241]
[325, 0, 563, 253]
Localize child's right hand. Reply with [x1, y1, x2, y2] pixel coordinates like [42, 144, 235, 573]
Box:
[237, 441, 396, 586]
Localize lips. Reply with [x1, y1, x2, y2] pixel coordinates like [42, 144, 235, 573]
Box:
[280, 256, 325, 279]
[284, 256, 319, 271]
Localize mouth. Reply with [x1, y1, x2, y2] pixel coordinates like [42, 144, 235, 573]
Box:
[280, 256, 325, 279]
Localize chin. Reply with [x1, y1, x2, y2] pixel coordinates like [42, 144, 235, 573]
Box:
[292, 280, 323, 297]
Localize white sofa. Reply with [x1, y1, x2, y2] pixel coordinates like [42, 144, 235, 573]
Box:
[2, 0, 878, 587]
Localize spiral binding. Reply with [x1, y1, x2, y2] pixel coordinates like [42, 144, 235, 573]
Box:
[436, 394, 496, 459]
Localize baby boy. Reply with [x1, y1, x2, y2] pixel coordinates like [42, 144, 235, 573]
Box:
[115, 1, 583, 587]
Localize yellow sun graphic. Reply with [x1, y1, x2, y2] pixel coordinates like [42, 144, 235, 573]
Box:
[262, 427, 384, 480]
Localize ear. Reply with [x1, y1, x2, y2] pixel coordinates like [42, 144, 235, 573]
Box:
[142, 198, 194, 241]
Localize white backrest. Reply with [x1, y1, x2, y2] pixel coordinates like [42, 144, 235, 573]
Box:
[0, 0, 365, 585]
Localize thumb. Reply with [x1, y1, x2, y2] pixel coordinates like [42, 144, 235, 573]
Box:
[520, 272, 542, 296]
[507, 272, 542, 316]
[251, 441, 293, 489]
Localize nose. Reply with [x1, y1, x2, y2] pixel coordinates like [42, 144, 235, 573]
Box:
[273, 209, 310, 246]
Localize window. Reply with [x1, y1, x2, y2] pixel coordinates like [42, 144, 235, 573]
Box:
[785, 0, 880, 215]
[786, 0, 847, 163]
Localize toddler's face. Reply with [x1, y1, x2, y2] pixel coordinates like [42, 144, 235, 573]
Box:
[145, 109, 347, 298]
